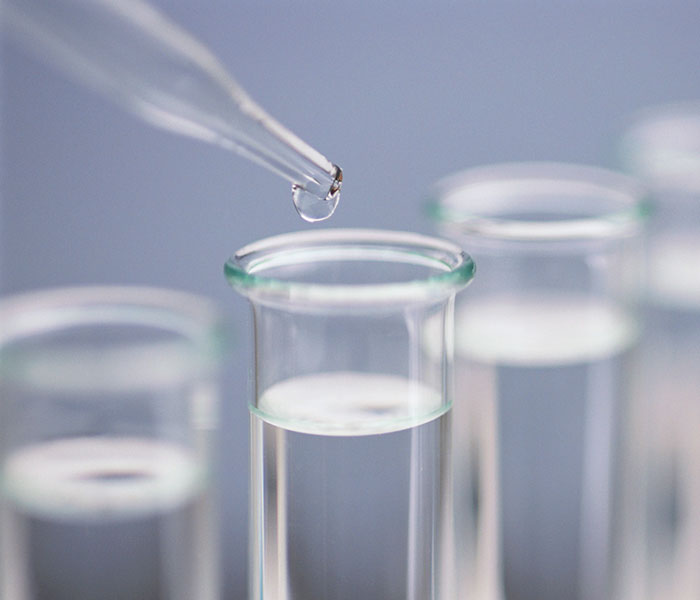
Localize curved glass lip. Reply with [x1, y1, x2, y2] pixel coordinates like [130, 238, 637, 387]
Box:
[0, 286, 225, 345]
[225, 228, 475, 307]
[619, 102, 700, 194]
[0, 286, 228, 390]
[426, 162, 649, 241]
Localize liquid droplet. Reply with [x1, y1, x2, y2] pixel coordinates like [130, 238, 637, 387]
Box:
[292, 165, 343, 222]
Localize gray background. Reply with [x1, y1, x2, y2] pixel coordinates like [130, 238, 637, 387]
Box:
[2, 1, 700, 598]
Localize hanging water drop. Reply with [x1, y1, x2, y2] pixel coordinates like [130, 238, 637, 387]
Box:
[292, 165, 343, 222]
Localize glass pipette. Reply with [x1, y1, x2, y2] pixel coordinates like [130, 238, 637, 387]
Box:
[3, 0, 343, 221]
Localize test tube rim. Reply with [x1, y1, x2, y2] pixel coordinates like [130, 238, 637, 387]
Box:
[618, 101, 700, 194]
[0, 285, 228, 392]
[225, 228, 475, 308]
[426, 161, 649, 242]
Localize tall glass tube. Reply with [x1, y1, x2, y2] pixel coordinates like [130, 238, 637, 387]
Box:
[615, 104, 700, 599]
[0, 286, 225, 600]
[225, 229, 474, 600]
[427, 163, 647, 600]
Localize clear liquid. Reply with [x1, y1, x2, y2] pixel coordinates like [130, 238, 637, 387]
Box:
[291, 184, 340, 223]
[250, 372, 451, 600]
[614, 235, 700, 600]
[1, 438, 215, 600]
[292, 165, 343, 222]
[452, 295, 638, 600]
[616, 304, 700, 600]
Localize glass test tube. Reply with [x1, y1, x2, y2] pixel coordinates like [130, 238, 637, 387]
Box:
[225, 229, 474, 600]
[615, 104, 700, 600]
[427, 163, 647, 600]
[0, 287, 225, 600]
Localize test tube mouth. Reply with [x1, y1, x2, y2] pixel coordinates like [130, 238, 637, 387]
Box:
[0, 286, 228, 392]
[619, 102, 700, 194]
[225, 228, 474, 309]
[426, 162, 648, 241]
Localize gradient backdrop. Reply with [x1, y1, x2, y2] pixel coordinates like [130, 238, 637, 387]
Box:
[2, 2, 700, 598]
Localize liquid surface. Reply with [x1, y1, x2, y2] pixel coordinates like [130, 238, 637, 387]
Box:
[256, 371, 444, 435]
[2, 437, 202, 519]
[648, 233, 700, 308]
[251, 372, 451, 600]
[1, 438, 215, 600]
[455, 295, 636, 366]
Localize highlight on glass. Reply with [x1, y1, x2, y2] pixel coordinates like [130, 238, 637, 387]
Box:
[427, 163, 648, 600]
[226, 229, 474, 600]
[0, 286, 226, 600]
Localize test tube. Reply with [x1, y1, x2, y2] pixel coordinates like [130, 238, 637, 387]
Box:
[0, 287, 225, 600]
[225, 229, 474, 600]
[427, 163, 647, 600]
[615, 104, 700, 599]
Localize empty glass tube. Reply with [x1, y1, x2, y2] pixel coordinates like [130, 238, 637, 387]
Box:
[2, 0, 342, 221]
[615, 104, 700, 599]
[0, 287, 225, 600]
[427, 163, 647, 600]
[225, 229, 474, 600]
